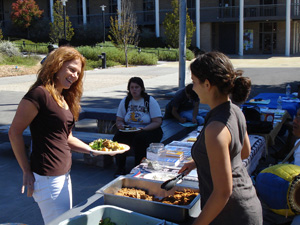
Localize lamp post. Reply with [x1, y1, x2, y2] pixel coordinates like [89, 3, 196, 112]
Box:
[100, 5, 106, 43]
[61, 0, 68, 40]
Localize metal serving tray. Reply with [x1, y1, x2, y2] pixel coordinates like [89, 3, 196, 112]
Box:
[97, 176, 201, 223]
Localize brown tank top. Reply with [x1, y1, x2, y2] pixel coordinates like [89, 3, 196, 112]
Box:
[24, 86, 74, 176]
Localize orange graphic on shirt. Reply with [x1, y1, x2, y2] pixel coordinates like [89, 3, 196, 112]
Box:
[130, 112, 143, 123]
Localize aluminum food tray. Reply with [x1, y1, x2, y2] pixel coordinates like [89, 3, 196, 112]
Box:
[97, 176, 201, 223]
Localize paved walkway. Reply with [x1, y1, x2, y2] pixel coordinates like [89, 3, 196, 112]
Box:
[0, 56, 300, 225]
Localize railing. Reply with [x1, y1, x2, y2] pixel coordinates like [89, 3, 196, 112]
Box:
[67, 3, 299, 28]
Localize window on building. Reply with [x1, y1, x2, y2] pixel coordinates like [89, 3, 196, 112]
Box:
[187, 0, 195, 8]
[260, 0, 277, 16]
[77, 0, 90, 24]
[218, 0, 236, 18]
[187, 0, 195, 21]
[260, 0, 277, 4]
[143, 0, 154, 22]
[259, 22, 277, 54]
[109, 0, 118, 14]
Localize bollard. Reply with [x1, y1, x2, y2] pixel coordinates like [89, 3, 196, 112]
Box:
[98, 52, 106, 69]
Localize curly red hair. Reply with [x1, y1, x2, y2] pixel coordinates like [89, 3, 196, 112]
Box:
[30, 46, 86, 120]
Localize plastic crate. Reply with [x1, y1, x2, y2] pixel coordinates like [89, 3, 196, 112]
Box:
[58, 205, 167, 225]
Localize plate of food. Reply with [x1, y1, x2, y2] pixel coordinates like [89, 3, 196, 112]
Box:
[89, 139, 130, 155]
[119, 126, 141, 132]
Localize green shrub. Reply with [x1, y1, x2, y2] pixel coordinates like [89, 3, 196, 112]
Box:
[85, 59, 121, 70]
[128, 51, 158, 65]
[77, 45, 125, 64]
[155, 48, 178, 61]
[148, 48, 194, 61]
[0, 41, 21, 57]
[12, 39, 48, 54]
[85, 59, 102, 70]
[76, 46, 101, 61]
[0, 52, 4, 63]
[0, 54, 40, 66]
[106, 60, 121, 67]
[186, 49, 195, 60]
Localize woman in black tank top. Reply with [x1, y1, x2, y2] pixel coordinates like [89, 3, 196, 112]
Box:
[179, 52, 262, 225]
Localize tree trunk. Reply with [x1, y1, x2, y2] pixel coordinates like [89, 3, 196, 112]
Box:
[125, 46, 128, 68]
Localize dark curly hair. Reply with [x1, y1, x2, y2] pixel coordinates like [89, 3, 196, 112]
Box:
[190, 51, 251, 104]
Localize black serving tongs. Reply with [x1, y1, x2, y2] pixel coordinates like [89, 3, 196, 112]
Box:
[160, 171, 186, 191]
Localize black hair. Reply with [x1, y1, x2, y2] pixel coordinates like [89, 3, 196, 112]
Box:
[58, 39, 70, 47]
[185, 83, 199, 101]
[127, 77, 147, 100]
[190, 51, 251, 104]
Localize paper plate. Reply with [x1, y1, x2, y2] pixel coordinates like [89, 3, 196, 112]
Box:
[90, 144, 130, 156]
[119, 128, 141, 132]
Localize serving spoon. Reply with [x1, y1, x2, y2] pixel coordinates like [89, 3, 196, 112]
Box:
[160, 171, 186, 191]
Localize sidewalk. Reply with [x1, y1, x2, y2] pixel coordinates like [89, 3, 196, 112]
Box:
[0, 56, 300, 225]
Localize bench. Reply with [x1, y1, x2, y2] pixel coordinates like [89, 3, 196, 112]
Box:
[0, 107, 196, 167]
[78, 107, 196, 144]
[0, 108, 196, 145]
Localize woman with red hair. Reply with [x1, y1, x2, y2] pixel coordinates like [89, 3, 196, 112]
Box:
[9, 47, 94, 224]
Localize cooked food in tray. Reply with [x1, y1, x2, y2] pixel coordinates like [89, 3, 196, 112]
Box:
[115, 187, 198, 205]
[89, 139, 125, 152]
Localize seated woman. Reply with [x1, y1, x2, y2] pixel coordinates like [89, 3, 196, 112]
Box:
[164, 83, 207, 125]
[113, 77, 163, 177]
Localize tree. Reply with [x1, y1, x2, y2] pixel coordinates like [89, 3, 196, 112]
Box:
[163, 0, 195, 48]
[10, 0, 44, 39]
[49, 0, 74, 43]
[108, 0, 139, 67]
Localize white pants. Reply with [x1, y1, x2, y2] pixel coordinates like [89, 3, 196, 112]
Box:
[33, 171, 72, 225]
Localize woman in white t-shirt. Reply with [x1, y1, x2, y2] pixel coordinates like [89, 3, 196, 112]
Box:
[113, 77, 163, 177]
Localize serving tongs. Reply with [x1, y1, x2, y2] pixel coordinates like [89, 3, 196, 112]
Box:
[160, 171, 186, 191]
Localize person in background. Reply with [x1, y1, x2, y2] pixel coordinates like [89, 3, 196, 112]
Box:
[179, 51, 262, 225]
[113, 77, 163, 177]
[40, 44, 57, 64]
[59, 38, 71, 47]
[9, 47, 95, 225]
[164, 83, 207, 125]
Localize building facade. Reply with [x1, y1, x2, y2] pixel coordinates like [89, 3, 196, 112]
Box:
[1, 0, 300, 55]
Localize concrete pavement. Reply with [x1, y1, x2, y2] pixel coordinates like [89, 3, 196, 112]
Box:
[0, 56, 300, 225]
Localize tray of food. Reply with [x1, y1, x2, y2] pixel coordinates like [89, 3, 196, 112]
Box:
[97, 176, 200, 223]
[58, 205, 169, 225]
[89, 139, 130, 155]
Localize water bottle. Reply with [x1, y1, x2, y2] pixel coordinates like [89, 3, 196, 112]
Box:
[277, 96, 282, 110]
[286, 84, 291, 97]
